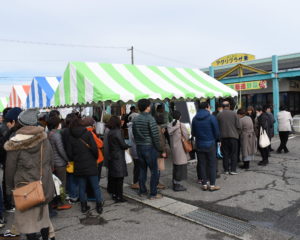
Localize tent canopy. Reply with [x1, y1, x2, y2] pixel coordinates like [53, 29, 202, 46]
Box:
[52, 62, 238, 107]
[26, 77, 61, 109]
[9, 85, 30, 108]
[0, 97, 8, 113]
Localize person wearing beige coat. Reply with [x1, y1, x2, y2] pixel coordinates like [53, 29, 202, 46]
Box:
[168, 111, 189, 192]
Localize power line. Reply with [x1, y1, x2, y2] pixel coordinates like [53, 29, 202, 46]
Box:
[135, 48, 199, 67]
[0, 38, 128, 49]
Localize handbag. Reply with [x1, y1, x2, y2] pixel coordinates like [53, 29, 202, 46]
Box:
[180, 124, 193, 153]
[66, 161, 74, 173]
[157, 158, 165, 171]
[125, 150, 133, 164]
[259, 127, 271, 148]
[12, 143, 46, 212]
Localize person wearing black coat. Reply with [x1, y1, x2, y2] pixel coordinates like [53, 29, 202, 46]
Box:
[107, 116, 129, 203]
[255, 106, 271, 166]
[67, 118, 103, 214]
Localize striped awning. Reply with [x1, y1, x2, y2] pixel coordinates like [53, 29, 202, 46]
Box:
[26, 77, 61, 109]
[52, 62, 237, 106]
[0, 97, 8, 113]
[9, 85, 30, 108]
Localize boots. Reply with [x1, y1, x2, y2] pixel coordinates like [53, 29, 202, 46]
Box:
[80, 202, 90, 213]
[96, 202, 103, 214]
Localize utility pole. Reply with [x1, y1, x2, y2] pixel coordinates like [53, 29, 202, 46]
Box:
[128, 46, 134, 65]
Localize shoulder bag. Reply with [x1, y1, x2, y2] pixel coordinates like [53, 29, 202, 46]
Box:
[180, 124, 193, 153]
[12, 143, 46, 212]
[259, 127, 270, 148]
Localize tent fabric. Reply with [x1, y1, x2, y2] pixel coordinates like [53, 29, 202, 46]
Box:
[0, 97, 9, 113]
[52, 62, 238, 107]
[9, 85, 30, 108]
[26, 77, 61, 109]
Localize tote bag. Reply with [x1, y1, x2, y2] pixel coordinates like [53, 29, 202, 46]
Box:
[259, 127, 270, 148]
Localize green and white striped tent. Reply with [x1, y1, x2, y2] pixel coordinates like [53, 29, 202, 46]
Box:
[52, 62, 237, 106]
[0, 97, 9, 113]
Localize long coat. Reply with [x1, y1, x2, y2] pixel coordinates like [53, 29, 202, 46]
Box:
[107, 129, 129, 178]
[168, 121, 189, 165]
[4, 126, 55, 234]
[240, 116, 257, 159]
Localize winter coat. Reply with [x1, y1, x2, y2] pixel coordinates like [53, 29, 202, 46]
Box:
[103, 127, 110, 168]
[86, 127, 104, 164]
[192, 109, 220, 149]
[48, 129, 69, 167]
[107, 129, 129, 178]
[255, 112, 272, 140]
[128, 122, 138, 160]
[240, 116, 257, 159]
[217, 110, 241, 139]
[167, 121, 189, 165]
[267, 112, 275, 138]
[67, 126, 98, 176]
[277, 110, 293, 132]
[132, 112, 161, 152]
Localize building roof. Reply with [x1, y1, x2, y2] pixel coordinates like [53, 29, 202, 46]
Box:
[201, 53, 300, 79]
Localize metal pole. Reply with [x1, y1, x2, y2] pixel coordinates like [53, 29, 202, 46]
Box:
[209, 66, 216, 112]
[272, 55, 279, 135]
[128, 46, 134, 65]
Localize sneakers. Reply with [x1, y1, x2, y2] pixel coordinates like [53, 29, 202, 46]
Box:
[230, 172, 238, 175]
[224, 171, 229, 175]
[209, 185, 221, 191]
[149, 194, 163, 200]
[130, 183, 140, 189]
[5, 208, 15, 213]
[57, 203, 72, 210]
[201, 185, 208, 191]
[157, 183, 166, 190]
[0, 230, 20, 239]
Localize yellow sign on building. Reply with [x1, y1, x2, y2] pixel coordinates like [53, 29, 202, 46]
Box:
[212, 53, 255, 67]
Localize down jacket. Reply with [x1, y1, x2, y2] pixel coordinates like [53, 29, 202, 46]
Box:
[48, 129, 69, 167]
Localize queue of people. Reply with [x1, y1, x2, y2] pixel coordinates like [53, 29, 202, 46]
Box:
[0, 99, 294, 239]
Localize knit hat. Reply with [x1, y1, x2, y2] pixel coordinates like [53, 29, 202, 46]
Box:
[82, 117, 96, 127]
[4, 107, 22, 122]
[18, 109, 39, 126]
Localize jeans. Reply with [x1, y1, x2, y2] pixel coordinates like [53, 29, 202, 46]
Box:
[67, 173, 79, 199]
[221, 138, 238, 172]
[78, 175, 103, 203]
[196, 145, 217, 185]
[278, 131, 289, 152]
[136, 145, 159, 197]
[133, 158, 140, 184]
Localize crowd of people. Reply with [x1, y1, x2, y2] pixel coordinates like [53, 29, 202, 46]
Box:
[0, 99, 294, 239]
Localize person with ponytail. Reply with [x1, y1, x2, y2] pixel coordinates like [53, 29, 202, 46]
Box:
[167, 110, 189, 192]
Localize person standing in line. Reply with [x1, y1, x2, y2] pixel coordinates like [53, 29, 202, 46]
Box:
[4, 109, 55, 240]
[127, 112, 140, 190]
[277, 106, 293, 153]
[237, 109, 257, 170]
[132, 99, 163, 200]
[246, 106, 256, 124]
[212, 103, 223, 117]
[217, 101, 241, 175]
[67, 118, 103, 214]
[168, 111, 189, 192]
[47, 116, 72, 210]
[265, 105, 275, 152]
[192, 102, 220, 191]
[255, 106, 271, 166]
[107, 116, 130, 203]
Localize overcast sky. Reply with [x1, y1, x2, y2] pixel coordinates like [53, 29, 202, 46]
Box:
[0, 0, 300, 96]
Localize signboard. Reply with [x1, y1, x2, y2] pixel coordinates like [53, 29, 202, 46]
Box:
[226, 80, 267, 91]
[212, 53, 255, 67]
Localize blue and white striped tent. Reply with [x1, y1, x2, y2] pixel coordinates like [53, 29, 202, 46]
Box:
[26, 77, 61, 108]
